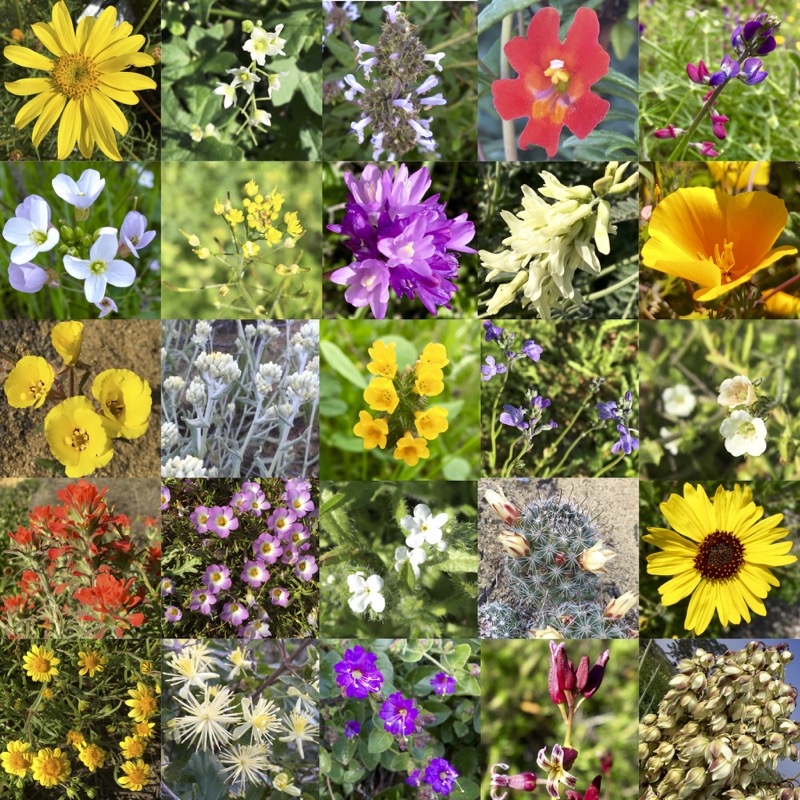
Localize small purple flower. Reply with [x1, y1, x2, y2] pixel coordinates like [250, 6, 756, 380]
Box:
[407, 770, 422, 787]
[270, 587, 290, 607]
[739, 57, 768, 84]
[430, 672, 456, 696]
[286, 488, 315, 517]
[281, 544, 300, 566]
[248, 491, 270, 516]
[710, 113, 728, 140]
[284, 477, 311, 496]
[118, 210, 156, 258]
[288, 526, 312, 550]
[221, 601, 250, 627]
[160, 578, 175, 597]
[483, 320, 504, 342]
[522, 340, 543, 361]
[253, 532, 284, 564]
[9, 262, 48, 293]
[164, 605, 182, 623]
[334, 646, 385, 699]
[231, 490, 255, 512]
[189, 589, 217, 616]
[267, 506, 298, 536]
[596, 401, 619, 422]
[240, 559, 270, 588]
[499, 405, 529, 430]
[686, 59, 709, 84]
[424, 757, 460, 796]
[295, 555, 318, 582]
[481, 355, 507, 381]
[709, 53, 740, 86]
[190, 505, 211, 534]
[550, 419, 558, 429]
[380, 692, 418, 736]
[653, 124, 683, 140]
[160, 486, 170, 510]
[532, 395, 551, 410]
[344, 720, 361, 738]
[691, 141, 719, 158]
[203, 564, 232, 594]
[612, 424, 640, 455]
[207, 505, 239, 538]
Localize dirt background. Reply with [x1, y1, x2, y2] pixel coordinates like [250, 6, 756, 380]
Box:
[0, 320, 160, 477]
[478, 477, 639, 632]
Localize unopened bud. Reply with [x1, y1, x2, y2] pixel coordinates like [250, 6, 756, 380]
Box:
[603, 591, 638, 620]
[578, 540, 615, 574]
[485, 271, 528, 315]
[592, 175, 614, 196]
[179, 228, 201, 247]
[218, 285, 229, 297]
[529, 627, 564, 640]
[604, 161, 619, 178]
[193, 247, 211, 260]
[582, 649, 610, 699]
[609, 172, 639, 196]
[484, 488, 521, 526]
[242, 19, 254, 32]
[490, 764, 538, 799]
[498, 530, 529, 558]
[593, 201, 611, 255]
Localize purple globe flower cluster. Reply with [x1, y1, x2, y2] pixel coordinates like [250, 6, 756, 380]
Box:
[328, 163, 476, 319]
[162, 478, 318, 638]
[334, 646, 385, 699]
[596, 390, 639, 456]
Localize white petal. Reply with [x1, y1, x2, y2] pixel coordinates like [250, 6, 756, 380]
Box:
[425, 529, 443, 545]
[409, 548, 427, 566]
[51, 173, 79, 203]
[3, 217, 34, 245]
[414, 504, 432, 521]
[347, 573, 365, 592]
[10, 242, 39, 264]
[399, 515, 415, 531]
[405, 532, 425, 549]
[348, 592, 368, 613]
[41, 227, 60, 252]
[366, 574, 384, 591]
[29, 197, 49, 231]
[90, 232, 119, 261]
[63, 255, 91, 279]
[84, 272, 107, 304]
[368, 592, 386, 613]
[431, 513, 449, 528]
[104, 260, 136, 288]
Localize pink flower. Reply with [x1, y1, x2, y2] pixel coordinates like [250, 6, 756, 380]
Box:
[270, 587, 290, 607]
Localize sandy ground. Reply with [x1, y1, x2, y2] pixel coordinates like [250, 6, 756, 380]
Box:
[478, 478, 639, 634]
[0, 320, 160, 477]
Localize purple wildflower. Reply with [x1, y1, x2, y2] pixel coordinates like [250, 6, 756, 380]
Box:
[190, 505, 211, 533]
[407, 770, 422, 787]
[231, 490, 255, 512]
[344, 720, 361, 738]
[295, 555, 318, 581]
[240, 560, 270, 588]
[286, 488, 315, 517]
[270, 587, 290, 607]
[206, 505, 239, 538]
[334, 646, 385, 699]
[612, 424, 640, 455]
[160, 486, 170, 510]
[739, 57, 768, 84]
[481, 355, 507, 381]
[483, 320, 504, 341]
[596, 401, 619, 422]
[8, 262, 48, 293]
[424, 757, 460, 795]
[380, 692, 418, 736]
[253, 533, 284, 564]
[189, 589, 217, 616]
[532, 395, 551, 410]
[522, 340, 543, 361]
[430, 672, 456, 696]
[499, 405, 529, 430]
[202, 564, 232, 594]
[160, 578, 175, 597]
[686, 60, 709, 84]
[710, 113, 728, 140]
[691, 141, 719, 157]
[221, 601, 249, 627]
[164, 605, 182, 623]
[328, 164, 475, 319]
[709, 53, 740, 86]
[267, 506, 297, 536]
[653, 124, 683, 139]
[118, 210, 156, 258]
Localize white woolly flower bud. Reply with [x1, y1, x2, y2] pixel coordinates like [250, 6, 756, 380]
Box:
[162, 455, 208, 478]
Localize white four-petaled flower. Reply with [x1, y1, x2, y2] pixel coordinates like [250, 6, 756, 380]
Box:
[400, 503, 449, 550]
[51, 168, 105, 209]
[63, 229, 136, 304]
[347, 572, 385, 614]
[2, 196, 60, 264]
[719, 409, 767, 457]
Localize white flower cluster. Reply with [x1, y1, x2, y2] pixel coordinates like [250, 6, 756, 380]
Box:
[660, 384, 698, 456]
[717, 375, 767, 457]
[480, 164, 638, 319]
[395, 503, 449, 579]
[162, 455, 215, 478]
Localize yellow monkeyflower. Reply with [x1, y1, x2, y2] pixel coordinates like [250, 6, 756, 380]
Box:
[4, 355, 54, 408]
[3, 1, 156, 160]
[353, 411, 389, 450]
[414, 406, 449, 440]
[45, 396, 114, 477]
[91, 368, 152, 439]
[242, 241, 261, 258]
[394, 432, 429, 467]
[78, 744, 106, 772]
[641, 187, 798, 302]
[126, 682, 158, 722]
[118, 759, 150, 792]
[644, 483, 797, 635]
[414, 367, 444, 397]
[284, 211, 304, 237]
[418, 343, 449, 370]
[707, 161, 770, 192]
[1, 741, 33, 778]
[367, 340, 397, 379]
[225, 208, 244, 225]
[363, 377, 399, 414]
[31, 747, 70, 787]
[77, 649, 107, 677]
[119, 736, 146, 760]
[23, 644, 60, 682]
[51, 321, 83, 366]
[244, 179, 259, 197]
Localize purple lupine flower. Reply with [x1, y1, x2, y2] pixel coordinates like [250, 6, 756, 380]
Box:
[709, 53, 740, 86]
[380, 692, 418, 736]
[328, 164, 476, 319]
[202, 564, 232, 594]
[334, 646, 385, 698]
[240, 559, 270, 588]
[160, 486, 170, 510]
[710, 113, 728, 140]
[270, 587, 290, 607]
[739, 57, 768, 84]
[118, 210, 156, 258]
[189, 589, 217, 615]
[164, 605, 182, 623]
[344, 720, 361, 738]
[686, 60, 709, 84]
[612, 424, 640, 455]
[499, 405, 529, 430]
[596, 401, 620, 422]
[424, 757, 460, 795]
[430, 672, 456, 696]
[532, 395, 551, 410]
[190, 505, 211, 534]
[221, 601, 249, 627]
[407, 770, 422, 787]
[253, 533, 284, 564]
[483, 320, 504, 342]
[522, 340, 543, 361]
[295, 555, 318, 581]
[206, 505, 239, 538]
[481, 355, 507, 381]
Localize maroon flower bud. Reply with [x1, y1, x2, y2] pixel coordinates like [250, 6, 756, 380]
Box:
[548, 642, 569, 705]
[582, 650, 610, 699]
[575, 656, 590, 692]
[490, 763, 538, 799]
[566, 775, 602, 800]
[599, 750, 613, 775]
[561, 747, 579, 770]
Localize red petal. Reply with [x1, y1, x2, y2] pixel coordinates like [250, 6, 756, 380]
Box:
[565, 91, 610, 139]
[585, 777, 603, 800]
[492, 78, 532, 121]
[519, 115, 562, 158]
[563, 8, 610, 86]
[504, 33, 541, 77]
[525, 7, 563, 64]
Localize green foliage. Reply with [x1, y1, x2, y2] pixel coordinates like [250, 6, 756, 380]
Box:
[481, 320, 639, 477]
[319, 320, 481, 480]
[320, 638, 480, 799]
[320, 481, 477, 638]
[638, 639, 676, 717]
[640, 321, 800, 479]
[481, 639, 639, 800]
[160, 162, 322, 319]
[161, 0, 322, 160]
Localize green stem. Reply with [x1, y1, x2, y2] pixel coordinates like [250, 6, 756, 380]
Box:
[421, 652, 450, 673]
[488, 365, 512, 471]
[545, 429, 593, 478]
[667, 82, 726, 160]
[132, 0, 158, 36]
[499, 15, 517, 161]
[584, 271, 638, 302]
[593, 451, 626, 477]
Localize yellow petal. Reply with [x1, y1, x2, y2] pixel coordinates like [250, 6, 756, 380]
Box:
[31, 22, 65, 57]
[684, 580, 716, 635]
[83, 94, 121, 160]
[646, 551, 694, 576]
[75, 15, 95, 51]
[97, 82, 138, 105]
[97, 52, 154, 73]
[51, 1, 78, 53]
[14, 89, 57, 129]
[5, 77, 52, 96]
[89, 89, 128, 135]
[57, 98, 80, 160]
[82, 6, 117, 58]
[77, 100, 95, 157]
[31, 90, 66, 146]
[100, 72, 156, 92]
[657, 568, 702, 605]
[4, 45, 54, 71]
[95, 35, 148, 65]
[694, 246, 798, 301]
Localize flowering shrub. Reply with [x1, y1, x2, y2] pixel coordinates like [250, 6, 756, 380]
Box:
[0, 163, 160, 319]
[161, 0, 322, 160]
[325, 163, 476, 319]
[320, 481, 477, 637]
[323, 1, 477, 161]
[481, 320, 638, 478]
[163, 638, 318, 798]
[321, 639, 480, 798]
[1, 321, 154, 478]
[162, 319, 319, 479]
[0, 480, 160, 638]
[162, 478, 318, 638]
[0, 637, 160, 798]
[640, 321, 800, 479]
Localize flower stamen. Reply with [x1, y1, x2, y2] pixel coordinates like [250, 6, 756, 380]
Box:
[51, 53, 100, 100]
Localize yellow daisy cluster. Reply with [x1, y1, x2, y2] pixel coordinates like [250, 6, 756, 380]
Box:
[2, 322, 152, 477]
[354, 340, 450, 467]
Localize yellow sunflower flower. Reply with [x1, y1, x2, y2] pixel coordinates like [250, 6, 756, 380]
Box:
[1, 740, 33, 777]
[125, 682, 158, 722]
[4, 355, 54, 409]
[91, 368, 152, 439]
[31, 747, 71, 787]
[3, 1, 157, 160]
[44, 396, 114, 477]
[118, 759, 150, 792]
[77, 649, 106, 677]
[641, 187, 798, 302]
[644, 483, 798, 635]
[23, 644, 60, 682]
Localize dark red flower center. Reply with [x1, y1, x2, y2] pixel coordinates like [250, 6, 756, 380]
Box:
[694, 530, 744, 579]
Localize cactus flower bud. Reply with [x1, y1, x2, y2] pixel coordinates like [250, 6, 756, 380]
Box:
[603, 590, 638, 620]
[577, 541, 616, 574]
[498, 530, 530, 558]
[484, 488, 522, 526]
[530, 627, 564, 639]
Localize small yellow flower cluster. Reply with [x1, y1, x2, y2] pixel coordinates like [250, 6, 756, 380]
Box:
[2, 322, 152, 477]
[354, 340, 450, 467]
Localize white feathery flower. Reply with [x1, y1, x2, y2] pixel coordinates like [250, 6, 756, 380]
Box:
[173, 687, 242, 751]
[166, 646, 218, 698]
[279, 698, 319, 760]
[232, 696, 282, 744]
[218, 743, 271, 792]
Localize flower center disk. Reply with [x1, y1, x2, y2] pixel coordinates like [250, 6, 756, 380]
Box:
[694, 530, 745, 579]
[52, 53, 100, 100]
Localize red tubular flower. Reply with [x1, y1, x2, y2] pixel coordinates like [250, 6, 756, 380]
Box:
[491, 7, 610, 157]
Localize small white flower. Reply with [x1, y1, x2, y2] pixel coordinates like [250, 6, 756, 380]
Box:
[249, 109, 272, 128]
[424, 51, 446, 71]
[52, 168, 105, 208]
[214, 82, 238, 109]
[394, 545, 427, 579]
[720, 410, 767, 457]
[662, 384, 696, 418]
[659, 426, 681, 456]
[347, 572, 385, 613]
[266, 71, 289, 100]
[2, 196, 60, 264]
[717, 375, 757, 408]
[243, 24, 286, 66]
[400, 503, 448, 549]
[227, 66, 260, 94]
[190, 124, 204, 142]
[204, 123, 217, 138]
[62, 230, 135, 304]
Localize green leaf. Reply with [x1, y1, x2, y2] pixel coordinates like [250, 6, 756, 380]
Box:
[419, 699, 452, 726]
[368, 726, 395, 753]
[325, 33, 356, 67]
[442, 643, 472, 671]
[399, 557, 415, 590]
[477, 0, 533, 35]
[299, 69, 323, 115]
[180, 752, 228, 800]
[442, 457, 472, 480]
[320, 748, 332, 774]
[610, 20, 636, 61]
[320, 397, 349, 417]
[269, 57, 301, 106]
[321, 340, 367, 388]
[193, 138, 246, 161]
[299, 126, 322, 160]
[437, 550, 478, 574]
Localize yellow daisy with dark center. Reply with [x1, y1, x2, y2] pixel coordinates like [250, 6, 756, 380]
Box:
[644, 483, 797, 635]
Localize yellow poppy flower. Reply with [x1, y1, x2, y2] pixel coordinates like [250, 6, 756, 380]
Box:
[393, 432, 429, 467]
[706, 161, 769, 191]
[23, 644, 60, 682]
[761, 289, 800, 318]
[641, 187, 797, 302]
[4, 355, 54, 409]
[51, 321, 83, 366]
[91, 368, 151, 439]
[353, 410, 389, 449]
[44, 396, 114, 477]
[3, 1, 156, 160]
[31, 747, 70, 787]
[414, 406, 449, 440]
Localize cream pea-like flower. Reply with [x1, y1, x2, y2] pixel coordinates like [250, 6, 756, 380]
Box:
[720, 410, 767, 457]
[347, 572, 385, 614]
